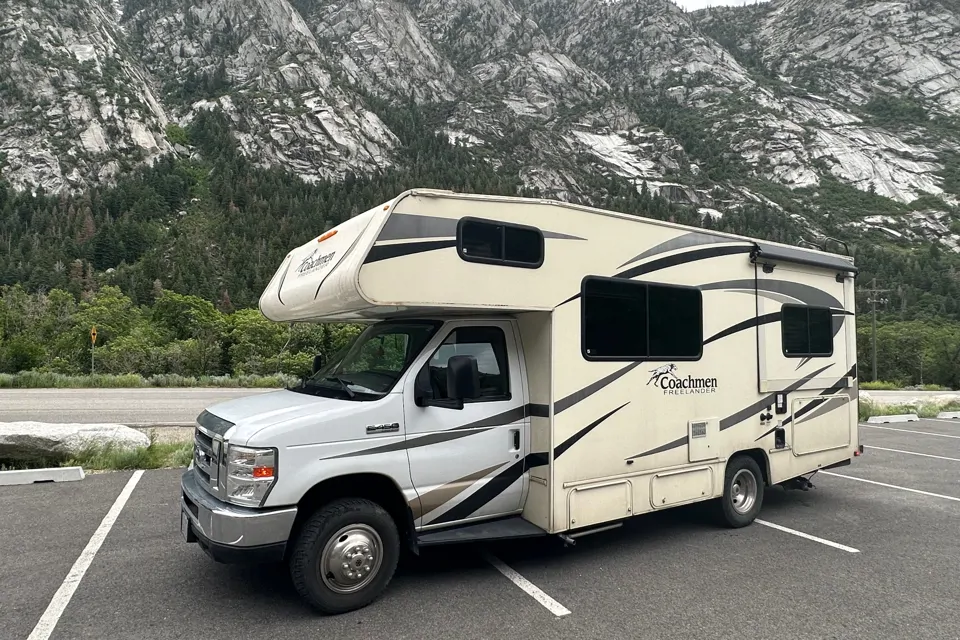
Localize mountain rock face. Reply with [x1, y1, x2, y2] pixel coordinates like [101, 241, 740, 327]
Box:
[2, 0, 960, 250]
[128, 0, 399, 182]
[0, 0, 171, 194]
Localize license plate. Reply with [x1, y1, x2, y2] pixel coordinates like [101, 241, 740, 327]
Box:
[180, 509, 190, 542]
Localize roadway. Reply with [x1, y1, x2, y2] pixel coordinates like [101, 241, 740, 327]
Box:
[4, 418, 960, 639]
[861, 389, 960, 405]
[0, 388, 274, 425]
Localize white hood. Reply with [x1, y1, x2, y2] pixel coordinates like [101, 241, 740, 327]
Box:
[202, 386, 408, 448]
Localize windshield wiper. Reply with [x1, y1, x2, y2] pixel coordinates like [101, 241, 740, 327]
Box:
[325, 376, 356, 399]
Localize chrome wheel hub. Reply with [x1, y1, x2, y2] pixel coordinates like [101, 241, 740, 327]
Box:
[730, 468, 758, 514]
[320, 524, 383, 594]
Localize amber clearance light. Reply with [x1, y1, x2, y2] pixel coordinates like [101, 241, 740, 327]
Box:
[253, 466, 275, 479]
[318, 229, 338, 243]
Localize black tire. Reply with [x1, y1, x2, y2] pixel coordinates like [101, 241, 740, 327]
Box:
[288, 498, 400, 615]
[717, 455, 765, 528]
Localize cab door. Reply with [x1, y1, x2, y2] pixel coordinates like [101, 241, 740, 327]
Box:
[403, 320, 528, 528]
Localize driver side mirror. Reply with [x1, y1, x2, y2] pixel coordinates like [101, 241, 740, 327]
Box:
[447, 355, 480, 401]
[312, 353, 325, 375]
[414, 355, 480, 410]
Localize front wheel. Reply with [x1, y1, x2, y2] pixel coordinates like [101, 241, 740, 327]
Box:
[289, 498, 400, 615]
[717, 455, 764, 528]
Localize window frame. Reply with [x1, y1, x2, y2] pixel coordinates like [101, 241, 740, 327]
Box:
[456, 216, 545, 269]
[580, 275, 704, 363]
[780, 303, 835, 358]
[422, 324, 513, 403]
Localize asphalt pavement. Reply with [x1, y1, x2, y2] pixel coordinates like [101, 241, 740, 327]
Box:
[4, 418, 960, 639]
[0, 388, 273, 424]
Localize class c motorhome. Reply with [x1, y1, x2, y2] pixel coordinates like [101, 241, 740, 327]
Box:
[179, 189, 861, 615]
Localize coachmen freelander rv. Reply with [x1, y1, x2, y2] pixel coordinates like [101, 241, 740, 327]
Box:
[179, 189, 861, 615]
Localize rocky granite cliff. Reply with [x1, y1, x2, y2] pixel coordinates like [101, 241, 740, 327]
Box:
[2, 0, 960, 294]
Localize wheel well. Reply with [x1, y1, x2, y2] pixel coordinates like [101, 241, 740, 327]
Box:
[288, 474, 416, 558]
[732, 448, 771, 486]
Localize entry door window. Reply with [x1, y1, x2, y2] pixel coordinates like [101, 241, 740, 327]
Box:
[428, 327, 511, 401]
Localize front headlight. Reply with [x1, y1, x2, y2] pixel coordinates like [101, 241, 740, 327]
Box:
[223, 444, 278, 507]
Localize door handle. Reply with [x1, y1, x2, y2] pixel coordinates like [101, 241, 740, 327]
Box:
[511, 429, 520, 451]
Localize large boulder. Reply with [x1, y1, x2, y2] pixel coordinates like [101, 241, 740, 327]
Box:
[0, 422, 151, 464]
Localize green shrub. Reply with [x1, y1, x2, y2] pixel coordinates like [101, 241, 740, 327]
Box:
[0, 372, 292, 388]
[64, 433, 193, 470]
[860, 380, 900, 390]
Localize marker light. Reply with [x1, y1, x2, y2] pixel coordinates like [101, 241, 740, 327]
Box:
[253, 466, 275, 479]
[318, 229, 338, 242]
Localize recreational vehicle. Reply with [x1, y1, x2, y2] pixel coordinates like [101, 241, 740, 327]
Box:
[179, 189, 861, 614]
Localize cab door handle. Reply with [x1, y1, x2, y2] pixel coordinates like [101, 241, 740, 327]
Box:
[511, 429, 520, 451]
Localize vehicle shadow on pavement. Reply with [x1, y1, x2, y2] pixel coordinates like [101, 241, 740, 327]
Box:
[197, 489, 820, 616]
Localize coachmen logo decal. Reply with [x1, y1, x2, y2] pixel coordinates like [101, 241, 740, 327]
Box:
[647, 364, 718, 395]
[295, 248, 336, 277]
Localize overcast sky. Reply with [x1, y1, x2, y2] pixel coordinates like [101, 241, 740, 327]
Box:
[673, 0, 768, 10]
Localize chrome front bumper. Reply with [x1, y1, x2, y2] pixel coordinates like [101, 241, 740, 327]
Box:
[180, 467, 297, 563]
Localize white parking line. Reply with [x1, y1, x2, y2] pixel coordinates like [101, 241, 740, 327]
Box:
[859, 424, 960, 439]
[924, 418, 960, 425]
[755, 519, 860, 553]
[27, 470, 144, 640]
[864, 445, 960, 462]
[822, 471, 960, 502]
[483, 552, 571, 617]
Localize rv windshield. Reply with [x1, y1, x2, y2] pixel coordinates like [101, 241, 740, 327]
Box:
[291, 321, 441, 400]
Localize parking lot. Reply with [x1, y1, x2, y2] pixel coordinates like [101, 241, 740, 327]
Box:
[5, 419, 960, 640]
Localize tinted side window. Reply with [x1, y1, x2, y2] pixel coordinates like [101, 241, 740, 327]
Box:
[582, 277, 702, 361]
[461, 220, 502, 260]
[504, 226, 541, 264]
[428, 326, 510, 400]
[782, 305, 833, 357]
[458, 218, 543, 268]
[648, 284, 702, 358]
[582, 278, 648, 359]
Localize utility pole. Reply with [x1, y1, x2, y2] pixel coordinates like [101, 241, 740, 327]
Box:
[861, 278, 890, 382]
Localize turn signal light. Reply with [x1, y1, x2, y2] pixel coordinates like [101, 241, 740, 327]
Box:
[318, 229, 337, 242]
[253, 466, 275, 479]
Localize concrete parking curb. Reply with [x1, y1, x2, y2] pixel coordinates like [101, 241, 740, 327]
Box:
[0, 466, 85, 486]
[866, 413, 920, 424]
[936, 411, 960, 419]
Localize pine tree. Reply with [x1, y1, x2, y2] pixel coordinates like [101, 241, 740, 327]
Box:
[218, 289, 234, 313]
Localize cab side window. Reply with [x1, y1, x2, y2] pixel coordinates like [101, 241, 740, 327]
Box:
[427, 327, 511, 401]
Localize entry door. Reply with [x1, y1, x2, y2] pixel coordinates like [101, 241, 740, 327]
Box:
[755, 264, 854, 454]
[404, 320, 528, 528]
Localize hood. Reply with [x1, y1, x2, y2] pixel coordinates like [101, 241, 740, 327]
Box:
[203, 389, 356, 444]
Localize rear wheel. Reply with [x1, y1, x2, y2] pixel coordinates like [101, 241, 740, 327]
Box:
[289, 498, 400, 615]
[717, 455, 764, 528]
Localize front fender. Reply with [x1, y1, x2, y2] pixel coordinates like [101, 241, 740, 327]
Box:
[261, 437, 418, 512]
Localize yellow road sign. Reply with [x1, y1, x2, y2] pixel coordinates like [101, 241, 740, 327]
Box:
[90, 326, 97, 345]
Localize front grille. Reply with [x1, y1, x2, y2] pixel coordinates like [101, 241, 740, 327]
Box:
[193, 425, 223, 494]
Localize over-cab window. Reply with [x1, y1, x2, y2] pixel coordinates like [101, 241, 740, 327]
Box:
[581, 276, 702, 361]
[781, 305, 833, 357]
[458, 217, 544, 268]
[427, 326, 511, 401]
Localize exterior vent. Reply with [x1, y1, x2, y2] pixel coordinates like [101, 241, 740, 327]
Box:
[691, 421, 708, 438]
